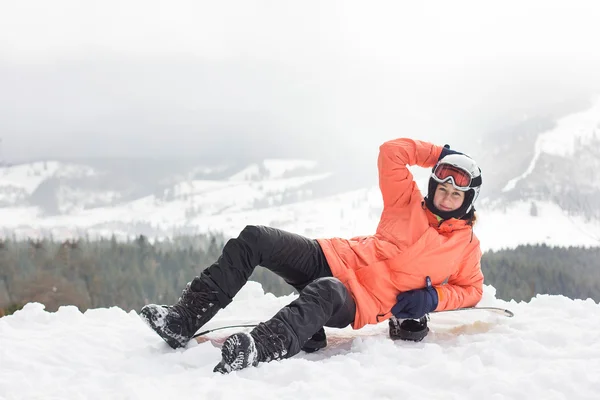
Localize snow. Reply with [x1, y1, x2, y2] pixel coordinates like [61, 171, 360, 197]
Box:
[56, 187, 122, 214]
[228, 164, 263, 181]
[2, 179, 600, 250]
[0, 161, 100, 207]
[0, 161, 95, 194]
[476, 200, 600, 250]
[2, 281, 599, 399]
[0, 162, 61, 193]
[263, 159, 318, 179]
[0, 168, 332, 237]
[228, 160, 318, 181]
[0, 206, 40, 226]
[503, 96, 600, 192]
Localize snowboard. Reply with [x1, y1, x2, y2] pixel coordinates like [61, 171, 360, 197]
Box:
[195, 331, 381, 347]
[432, 306, 514, 317]
[193, 305, 514, 346]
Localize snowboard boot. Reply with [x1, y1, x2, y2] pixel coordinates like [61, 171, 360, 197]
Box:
[140, 278, 222, 349]
[301, 327, 327, 353]
[213, 332, 259, 374]
[213, 320, 290, 374]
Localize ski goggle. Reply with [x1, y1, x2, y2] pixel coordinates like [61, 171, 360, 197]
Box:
[432, 163, 474, 191]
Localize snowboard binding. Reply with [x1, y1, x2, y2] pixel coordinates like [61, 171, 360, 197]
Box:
[388, 315, 429, 342]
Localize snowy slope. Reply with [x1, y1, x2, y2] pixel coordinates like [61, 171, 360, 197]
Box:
[2, 178, 598, 252]
[228, 160, 318, 181]
[0, 161, 95, 193]
[503, 97, 600, 192]
[0, 158, 330, 235]
[0, 160, 114, 213]
[1, 282, 599, 399]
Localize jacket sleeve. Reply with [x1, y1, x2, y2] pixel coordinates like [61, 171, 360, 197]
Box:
[378, 138, 444, 209]
[434, 246, 484, 311]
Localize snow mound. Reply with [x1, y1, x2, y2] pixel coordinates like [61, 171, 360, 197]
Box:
[2, 283, 599, 399]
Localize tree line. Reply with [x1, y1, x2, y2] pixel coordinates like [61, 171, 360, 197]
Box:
[0, 235, 225, 315]
[481, 244, 600, 303]
[1, 235, 599, 316]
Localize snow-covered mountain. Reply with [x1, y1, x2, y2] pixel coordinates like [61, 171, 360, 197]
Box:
[1, 99, 600, 251]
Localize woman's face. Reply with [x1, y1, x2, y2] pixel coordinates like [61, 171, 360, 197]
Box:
[433, 182, 465, 212]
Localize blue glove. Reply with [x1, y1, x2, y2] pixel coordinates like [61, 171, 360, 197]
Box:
[391, 277, 439, 319]
[438, 144, 463, 161]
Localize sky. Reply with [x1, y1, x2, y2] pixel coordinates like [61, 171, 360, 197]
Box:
[2, 281, 600, 399]
[1, 1, 600, 163]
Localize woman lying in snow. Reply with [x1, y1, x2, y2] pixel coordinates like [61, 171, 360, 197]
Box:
[140, 137, 484, 373]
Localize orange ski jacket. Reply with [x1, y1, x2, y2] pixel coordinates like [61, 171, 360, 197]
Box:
[317, 138, 484, 329]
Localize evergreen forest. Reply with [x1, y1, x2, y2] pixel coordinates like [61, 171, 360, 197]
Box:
[1, 234, 598, 316]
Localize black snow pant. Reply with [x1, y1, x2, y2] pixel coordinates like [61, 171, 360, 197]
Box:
[195, 225, 356, 357]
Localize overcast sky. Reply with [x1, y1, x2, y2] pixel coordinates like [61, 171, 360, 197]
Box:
[1, 0, 600, 164]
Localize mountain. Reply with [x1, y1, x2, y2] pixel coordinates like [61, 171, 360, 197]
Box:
[1, 98, 600, 251]
[474, 96, 600, 249]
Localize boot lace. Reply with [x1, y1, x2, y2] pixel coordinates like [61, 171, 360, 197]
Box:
[251, 321, 288, 362]
[172, 284, 219, 331]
